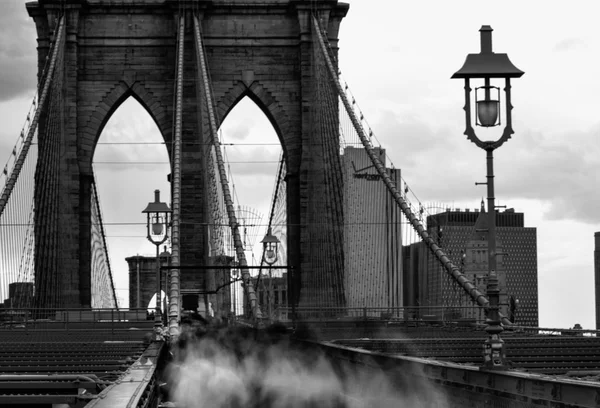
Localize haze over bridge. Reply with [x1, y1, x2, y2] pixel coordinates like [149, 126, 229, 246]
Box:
[0, 1, 599, 407]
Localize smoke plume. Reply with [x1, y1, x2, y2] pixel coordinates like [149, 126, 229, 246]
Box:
[164, 324, 449, 408]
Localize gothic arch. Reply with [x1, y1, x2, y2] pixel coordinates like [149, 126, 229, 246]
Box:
[28, 0, 348, 309]
[216, 81, 291, 158]
[77, 81, 171, 175]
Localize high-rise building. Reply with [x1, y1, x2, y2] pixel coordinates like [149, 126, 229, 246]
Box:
[342, 146, 402, 310]
[595, 232, 600, 330]
[403, 205, 538, 327]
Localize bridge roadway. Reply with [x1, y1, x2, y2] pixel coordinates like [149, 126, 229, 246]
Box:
[2, 320, 600, 407]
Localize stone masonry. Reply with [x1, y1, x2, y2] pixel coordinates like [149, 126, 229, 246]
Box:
[27, 0, 349, 309]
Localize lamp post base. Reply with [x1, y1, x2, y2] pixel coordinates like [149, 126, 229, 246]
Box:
[483, 334, 506, 369]
[483, 270, 506, 369]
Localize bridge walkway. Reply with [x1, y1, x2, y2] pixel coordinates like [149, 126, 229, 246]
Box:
[0, 319, 158, 407]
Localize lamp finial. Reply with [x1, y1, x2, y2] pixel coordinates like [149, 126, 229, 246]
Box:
[480, 25, 493, 54]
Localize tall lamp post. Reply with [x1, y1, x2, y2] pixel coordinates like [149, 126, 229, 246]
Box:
[452, 25, 524, 369]
[261, 227, 280, 320]
[159, 246, 171, 325]
[142, 190, 172, 328]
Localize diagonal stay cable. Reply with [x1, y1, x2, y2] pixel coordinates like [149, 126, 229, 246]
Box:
[193, 14, 262, 321]
[91, 175, 118, 308]
[0, 15, 65, 218]
[312, 14, 513, 324]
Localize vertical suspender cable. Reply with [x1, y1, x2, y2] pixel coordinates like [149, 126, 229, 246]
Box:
[312, 15, 512, 323]
[192, 15, 262, 321]
[169, 14, 185, 335]
[91, 176, 118, 308]
[0, 16, 65, 218]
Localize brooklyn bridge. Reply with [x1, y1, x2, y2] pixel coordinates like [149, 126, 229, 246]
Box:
[0, 0, 599, 407]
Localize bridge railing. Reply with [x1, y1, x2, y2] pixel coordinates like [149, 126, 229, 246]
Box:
[274, 306, 487, 326]
[0, 307, 154, 332]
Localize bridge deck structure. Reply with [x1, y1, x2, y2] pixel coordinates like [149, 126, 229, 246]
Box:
[315, 339, 600, 408]
[0, 319, 159, 407]
[0, 0, 598, 407]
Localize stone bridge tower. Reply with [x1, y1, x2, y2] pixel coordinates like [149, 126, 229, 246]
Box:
[27, 0, 348, 309]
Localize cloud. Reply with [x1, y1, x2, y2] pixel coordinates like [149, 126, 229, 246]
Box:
[498, 127, 600, 223]
[368, 110, 481, 199]
[553, 38, 585, 52]
[0, 136, 16, 171]
[0, 1, 38, 102]
[224, 145, 281, 176]
[223, 123, 253, 141]
[93, 97, 170, 172]
[368, 110, 600, 223]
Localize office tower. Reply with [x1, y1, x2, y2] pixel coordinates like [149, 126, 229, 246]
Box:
[342, 146, 402, 310]
[404, 206, 538, 327]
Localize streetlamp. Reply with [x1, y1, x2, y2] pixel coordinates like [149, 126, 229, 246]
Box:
[142, 190, 172, 328]
[261, 227, 281, 266]
[260, 228, 280, 320]
[452, 25, 524, 369]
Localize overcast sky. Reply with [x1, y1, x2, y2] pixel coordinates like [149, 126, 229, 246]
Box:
[1, 0, 599, 329]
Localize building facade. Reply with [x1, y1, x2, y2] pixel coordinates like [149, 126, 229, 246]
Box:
[403, 206, 538, 327]
[2, 282, 34, 309]
[342, 147, 402, 310]
[126, 253, 232, 320]
[252, 273, 288, 320]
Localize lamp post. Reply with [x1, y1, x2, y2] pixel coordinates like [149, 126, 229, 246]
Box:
[232, 266, 239, 322]
[261, 227, 280, 266]
[142, 190, 172, 328]
[452, 26, 524, 369]
[261, 228, 280, 320]
[159, 246, 171, 325]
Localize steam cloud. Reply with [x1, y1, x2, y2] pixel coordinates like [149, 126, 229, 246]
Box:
[163, 325, 450, 408]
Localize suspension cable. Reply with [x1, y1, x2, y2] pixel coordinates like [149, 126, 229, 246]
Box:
[0, 15, 66, 218]
[311, 15, 509, 322]
[192, 14, 262, 321]
[168, 13, 185, 335]
[91, 176, 118, 308]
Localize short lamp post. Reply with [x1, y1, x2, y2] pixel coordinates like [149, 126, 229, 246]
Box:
[452, 25, 524, 369]
[142, 190, 172, 328]
[261, 228, 280, 320]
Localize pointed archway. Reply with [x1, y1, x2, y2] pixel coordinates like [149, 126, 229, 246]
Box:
[218, 95, 283, 317]
[93, 97, 171, 309]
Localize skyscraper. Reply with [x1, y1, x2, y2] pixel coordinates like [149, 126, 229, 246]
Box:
[403, 206, 538, 327]
[342, 146, 402, 310]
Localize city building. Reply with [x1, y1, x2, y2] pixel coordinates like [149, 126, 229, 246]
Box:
[252, 272, 288, 320]
[342, 146, 402, 310]
[2, 282, 34, 308]
[403, 205, 539, 327]
[126, 253, 232, 320]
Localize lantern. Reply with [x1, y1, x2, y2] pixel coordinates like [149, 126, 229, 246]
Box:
[451, 26, 524, 149]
